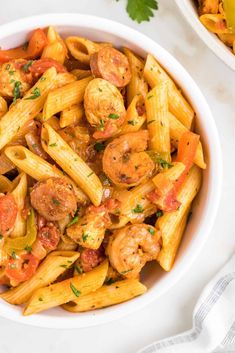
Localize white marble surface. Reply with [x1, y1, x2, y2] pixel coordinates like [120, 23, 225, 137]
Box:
[0, 1, 234, 352]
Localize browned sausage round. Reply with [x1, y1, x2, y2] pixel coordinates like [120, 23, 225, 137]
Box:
[30, 177, 77, 221]
[90, 47, 131, 87]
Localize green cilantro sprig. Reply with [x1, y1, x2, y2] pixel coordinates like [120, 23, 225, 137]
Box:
[116, 0, 159, 23]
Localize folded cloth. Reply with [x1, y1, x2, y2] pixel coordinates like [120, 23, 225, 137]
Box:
[137, 254, 235, 353]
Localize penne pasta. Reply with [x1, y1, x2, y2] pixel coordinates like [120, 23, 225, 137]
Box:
[169, 112, 206, 169]
[0, 96, 8, 118]
[0, 175, 13, 193]
[4, 145, 88, 204]
[10, 173, 27, 238]
[145, 83, 171, 162]
[23, 259, 108, 315]
[52, 72, 77, 89]
[0, 251, 79, 305]
[123, 48, 148, 106]
[71, 69, 92, 80]
[156, 165, 202, 271]
[60, 104, 84, 128]
[144, 54, 194, 129]
[41, 26, 68, 64]
[42, 77, 92, 121]
[65, 36, 111, 64]
[63, 279, 147, 312]
[41, 123, 103, 206]
[0, 151, 15, 174]
[0, 67, 57, 151]
[200, 14, 228, 34]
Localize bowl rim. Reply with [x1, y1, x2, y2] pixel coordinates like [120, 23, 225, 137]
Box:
[0, 13, 223, 329]
[175, 0, 235, 72]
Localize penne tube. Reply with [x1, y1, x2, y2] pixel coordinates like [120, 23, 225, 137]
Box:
[145, 83, 171, 162]
[0, 96, 8, 118]
[23, 259, 108, 315]
[41, 123, 103, 206]
[4, 145, 88, 204]
[156, 165, 202, 271]
[42, 77, 92, 121]
[65, 36, 111, 64]
[71, 69, 92, 80]
[144, 54, 194, 129]
[0, 175, 13, 193]
[63, 279, 147, 312]
[10, 173, 27, 238]
[123, 48, 148, 105]
[200, 14, 228, 34]
[169, 112, 206, 169]
[60, 104, 84, 128]
[0, 152, 15, 174]
[0, 251, 79, 305]
[0, 67, 57, 150]
[152, 162, 185, 187]
[52, 72, 77, 89]
[157, 206, 190, 272]
[117, 95, 146, 135]
[46, 116, 61, 131]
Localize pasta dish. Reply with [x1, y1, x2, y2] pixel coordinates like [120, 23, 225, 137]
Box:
[197, 0, 235, 54]
[0, 26, 206, 315]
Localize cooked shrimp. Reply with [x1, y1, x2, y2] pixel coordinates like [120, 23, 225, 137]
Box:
[107, 224, 162, 279]
[84, 78, 126, 139]
[0, 60, 33, 99]
[102, 130, 155, 187]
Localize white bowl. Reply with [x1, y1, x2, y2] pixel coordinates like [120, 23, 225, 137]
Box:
[0, 13, 222, 329]
[175, 0, 235, 71]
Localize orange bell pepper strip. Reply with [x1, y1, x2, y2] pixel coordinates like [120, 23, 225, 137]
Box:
[0, 28, 48, 63]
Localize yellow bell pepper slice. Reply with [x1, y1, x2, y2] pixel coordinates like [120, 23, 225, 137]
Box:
[223, 0, 235, 32]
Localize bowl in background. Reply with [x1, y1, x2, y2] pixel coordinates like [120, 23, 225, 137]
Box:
[0, 13, 222, 328]
[175, 0, 235, 71]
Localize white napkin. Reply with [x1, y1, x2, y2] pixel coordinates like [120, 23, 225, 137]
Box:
[137, 254, 235, 353]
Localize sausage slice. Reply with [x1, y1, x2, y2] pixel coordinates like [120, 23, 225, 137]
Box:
[90, 47, 131, 87]
[30, 177, 77, 221]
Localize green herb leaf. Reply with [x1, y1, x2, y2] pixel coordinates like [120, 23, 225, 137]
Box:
[105, 278, 116, 285]
[147, 120, 155, 125]
[94, 142, 106, 152]
[10, 264, 16, 269]
[120, 269, 132, 275]
[126, 0, 158, 23]
[127, 120, 136, 126]
[52, 198, 60, 205]
[99, 119, 105, 131]
[22, 60, 33, 72]
[75, 265, 83, 274]
[6, 64, 10, 71]
[132, 204, 143, 213]
[24, 246, 32, 253]
[67, 215, 79, 228]
[82, 232, 89, 242]
[70, 283, 81, 297]
[87, 172, 94, 177]
[0, 235, 3, 240]
[156, 210, 163, 219]
[13, 81, 22, 103]
[148, 227, 155, 235]
[157, 158, 173, 169]
[25, 87, 41, 100]
[60, 264, 68, 269]
[39, 297, 43, 302]
[49, 143, 57, 147]
[108, 113, 119, 120]
[11, 251, 17, 260]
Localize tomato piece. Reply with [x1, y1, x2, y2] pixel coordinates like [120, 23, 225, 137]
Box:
[175, 131, 200, 191]
[80, 247, 105, 272]
[147, 186, 181, 213]
[38, 223, 61, 250]
[0, 194, 18, 235]
[0, 28, 47, 63]
[29, 58, 66, 76]
[5, 253, 39, 283]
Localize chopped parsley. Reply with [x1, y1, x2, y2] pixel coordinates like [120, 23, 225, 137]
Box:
[105, 278, 116, 285]
[148, 227, 155, 235]
[82, 232, 89, 242]
[40, 77, 46, 81]
[39, 297, 43, 302]
[70, 283, 81, 297]
[24, 246, 32, 253]
[67, 214, 79, 228]
[22, 60, 33, 72]
[120, 269, 132, 275]
[49, 143, 57, 147]
[94, 142, 105, 152]
[10, 264, 16, 269]
[13, 81, 22, 103]
[157, 158, 173, 169]
[108, 113, 119, 120]
[126, 0, 158, 23]
[52, 198, 60, 205]
[128, 120, 136, 126]
[25, 87, 41, 100]
[87, 172, 94, 177]
[6, 64, 10, 70]
[11, 251, 17, 260]
[147, 119, 155, 125]
[0, 235, 3, 240]
[32, 143, 38, 149]
[60, 264, 68, 269]
[132, 204, 143, 213]
[156, 210, 163, 219]
[75, 265, 83, 274]
[147, 95, 154, 99]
